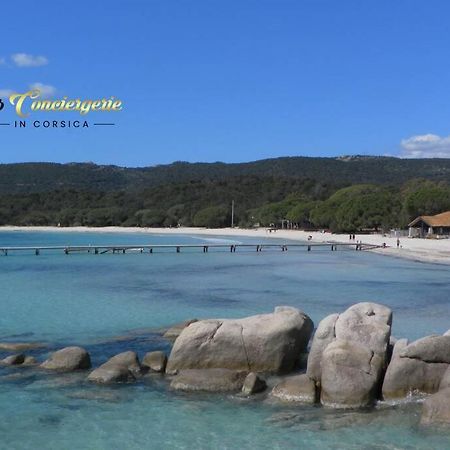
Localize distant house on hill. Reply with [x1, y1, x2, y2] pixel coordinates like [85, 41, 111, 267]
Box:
[408, 211, 450, 238]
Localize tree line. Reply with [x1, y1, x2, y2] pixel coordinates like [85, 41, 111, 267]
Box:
[0, 176, 448, 232]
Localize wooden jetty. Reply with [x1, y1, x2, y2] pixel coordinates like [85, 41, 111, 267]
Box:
[0, 242, 385, 256]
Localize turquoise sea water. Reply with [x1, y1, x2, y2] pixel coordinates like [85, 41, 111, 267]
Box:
[0, 231, 449, 449]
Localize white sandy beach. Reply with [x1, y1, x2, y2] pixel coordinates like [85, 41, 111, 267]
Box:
[1, 225, 450, 265]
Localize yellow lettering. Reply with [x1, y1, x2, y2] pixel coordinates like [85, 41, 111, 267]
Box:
[79, 100, 92, 115]
[91, 100, 101, 111]
[8, 91, 122, 116]
[112, 100, 122, 111]
[9, 90, 40, 118]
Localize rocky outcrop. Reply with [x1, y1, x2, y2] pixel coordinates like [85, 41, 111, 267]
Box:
[163, 319, 198, 341]
[420, 387, 450, 426]
[382, 336, 450, 400]
[88, 351, 142, 384]
[321, 340, 383, 408]
[306, 314, 339, 383]
[170, 369, 247, 392]
[142, 351, 167, 373]
[166, 307, 313, 375]
[40, 347, 91, 371]
[306, 302, 392, 408]
[271, 374, 317, 403]
[242, 372, 266, 395]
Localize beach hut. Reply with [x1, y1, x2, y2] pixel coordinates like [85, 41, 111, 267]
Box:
[408, 211, 450, 238]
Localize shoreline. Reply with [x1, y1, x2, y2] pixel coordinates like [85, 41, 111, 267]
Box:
[1, 225, 449, 265]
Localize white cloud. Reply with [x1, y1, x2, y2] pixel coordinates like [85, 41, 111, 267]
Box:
[0, 88, 14, 97]
[0, 83, 57, 99]
[0, 58, 5, 65]
[401, 133, 450, 158]
[29, 82, 57, 98]
[12, 53, 48, 67]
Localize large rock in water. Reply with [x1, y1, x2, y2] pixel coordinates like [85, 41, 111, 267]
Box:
[166, 307, 314, 375]
[320, 340, 384, 408]
[88, 351, 142, 384]
[103, 351, 143, 376]
[170, 369, 247, 392]
[271, 374, 317, 403]
[421, 387, 450, 426]
[40, 347, 91, 371]
[306, 302, 392, 408]
[382, 336, 450, 399]
[306, 313, 339, 383]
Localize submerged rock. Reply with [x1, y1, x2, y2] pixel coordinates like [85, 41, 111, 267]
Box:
[241, 372, 267, 395]
[40, 347, 91, 372]
[271, 374, 317, 403]
[0, 342, 46, 352]
[66, 389, 122, 403]
[163, 319, 198, 341]
[382, 336, 450, 400]
[142, 351, 167, 373]
[88, 351, 142, 384]
[170, 369, 247, 392]
[1, 354, 26, 366]
[166, 306, 314, 375]
[421, 387, 450, 426]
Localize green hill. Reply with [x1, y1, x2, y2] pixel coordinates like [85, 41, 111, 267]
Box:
[0, 156, 449, 231]
[1, 156, 450, 194]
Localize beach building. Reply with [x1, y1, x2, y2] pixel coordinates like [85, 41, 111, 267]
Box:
[408, 211, 450, 238]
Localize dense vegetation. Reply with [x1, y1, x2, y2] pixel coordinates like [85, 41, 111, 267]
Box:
[2, 156, 450, 194]
[0, 157, 449, 232]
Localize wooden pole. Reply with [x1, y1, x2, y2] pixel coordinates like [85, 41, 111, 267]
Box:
[231, 200, 235, 228]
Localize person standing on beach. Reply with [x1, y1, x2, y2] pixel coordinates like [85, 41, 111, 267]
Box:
[397, 238, 400, 248]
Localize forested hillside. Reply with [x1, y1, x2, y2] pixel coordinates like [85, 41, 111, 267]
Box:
[0, 156, 449, 231]
[2, 156, 450, 194]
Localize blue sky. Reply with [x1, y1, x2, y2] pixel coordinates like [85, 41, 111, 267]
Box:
[1, 0, 450, 166]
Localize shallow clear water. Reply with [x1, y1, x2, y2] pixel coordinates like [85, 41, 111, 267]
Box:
[0, 231, 449, 449]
